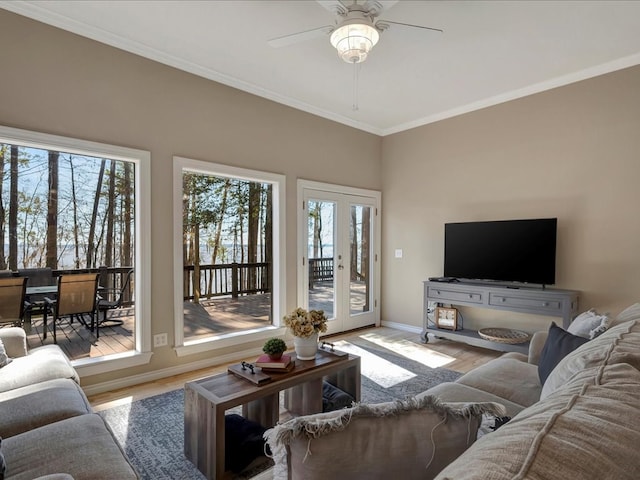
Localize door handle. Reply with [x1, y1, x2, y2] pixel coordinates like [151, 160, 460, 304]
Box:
[338, 264, 344, 270]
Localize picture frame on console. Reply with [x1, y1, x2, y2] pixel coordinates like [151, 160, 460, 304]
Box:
[435, 307, 459, 330]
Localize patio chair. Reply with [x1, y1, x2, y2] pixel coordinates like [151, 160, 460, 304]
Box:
[43, 273, 100, 343]
[19, 268, 54, 332]
[97, 268, 133, 328]
[0, 277, 28, 328]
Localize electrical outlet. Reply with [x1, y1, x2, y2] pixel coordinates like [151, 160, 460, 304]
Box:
[153, 333, 168, 347]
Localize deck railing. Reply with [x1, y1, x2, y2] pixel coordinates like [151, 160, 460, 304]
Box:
[308, 257, 334, 288]
[183, 262, 271, 301]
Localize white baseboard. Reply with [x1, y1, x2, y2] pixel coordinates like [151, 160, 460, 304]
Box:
[81, 345, 264, 396]
[83, 323, 423, 397]
[380, 320, 422, 334]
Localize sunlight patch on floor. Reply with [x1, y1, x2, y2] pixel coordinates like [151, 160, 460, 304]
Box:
[356, 332, 456, 369]
[333, 340, 416, 388]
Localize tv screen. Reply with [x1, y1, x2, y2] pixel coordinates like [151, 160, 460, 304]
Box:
[444, 218, 557, 285]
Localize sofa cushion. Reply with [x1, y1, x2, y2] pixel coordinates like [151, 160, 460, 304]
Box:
[418, 382, 526, 418]
[2, 414, 138, 480]
[264, 396, 505, 480]
[538, 322, 588, 385]
[0, 345, 78, 394]
[435, 362, 640, 480]
[541, 319, 640, 399]
[455, 357, 542, 408]
[610, 302, 640, 327]
[0, 378, 92, 438]
[567, 308, 609, 339]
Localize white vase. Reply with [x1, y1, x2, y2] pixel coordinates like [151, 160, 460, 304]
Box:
[293, 332, 318, 360]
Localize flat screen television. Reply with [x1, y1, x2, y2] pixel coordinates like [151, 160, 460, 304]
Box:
[443, 218, 557, 285]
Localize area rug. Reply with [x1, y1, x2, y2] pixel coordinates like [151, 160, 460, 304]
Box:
[99, 336, 462, 480]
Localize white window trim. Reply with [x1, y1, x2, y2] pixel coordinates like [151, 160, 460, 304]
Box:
[0, 125, 153, 376]
[172, 156, 286, 357]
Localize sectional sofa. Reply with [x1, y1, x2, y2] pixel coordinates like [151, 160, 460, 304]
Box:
[264, 303, 640, 480]
[0, 327, 138, 480]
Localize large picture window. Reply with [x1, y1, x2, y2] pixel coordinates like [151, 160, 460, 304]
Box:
[0, 125, 151, 376]
[173, 157, 285, 356]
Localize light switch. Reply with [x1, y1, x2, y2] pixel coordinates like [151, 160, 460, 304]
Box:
[395, 249, 403, 258]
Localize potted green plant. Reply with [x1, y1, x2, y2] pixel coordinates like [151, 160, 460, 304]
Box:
[262, 337, 288, 361]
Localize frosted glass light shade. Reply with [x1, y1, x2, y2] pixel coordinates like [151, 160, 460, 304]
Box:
[330, 22, 379, 63]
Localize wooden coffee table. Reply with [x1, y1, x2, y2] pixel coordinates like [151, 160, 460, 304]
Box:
[184, 348, 361, 480]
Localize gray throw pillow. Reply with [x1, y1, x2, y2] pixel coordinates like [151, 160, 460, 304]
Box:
[538, 322, 588, 385]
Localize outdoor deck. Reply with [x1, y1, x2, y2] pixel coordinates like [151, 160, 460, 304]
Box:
[23, 281, 366, 361]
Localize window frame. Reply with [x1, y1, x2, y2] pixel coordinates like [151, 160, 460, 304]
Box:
[0, 125, 152, 376]
[172, 156, 286, 357]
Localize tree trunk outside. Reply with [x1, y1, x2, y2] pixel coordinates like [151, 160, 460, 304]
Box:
[247, 183, 261, 290]
[46, 151, 59, 269]
[0, 145, 6, 270]
[69, 157, 81, 269]
[8, 146, 19, 270]
[87, 159, 106, 268]
[350, 206, 358, 281]
[122, 161, 132, 268]
[212, 179, 230, 264]
[361, 206, 371, 311]
[105, 160, 116, 267]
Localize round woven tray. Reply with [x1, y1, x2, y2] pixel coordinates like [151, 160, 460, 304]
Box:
[478, 327, 531, 344]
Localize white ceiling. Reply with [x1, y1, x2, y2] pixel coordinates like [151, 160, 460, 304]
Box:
[3, 0, 640, 136]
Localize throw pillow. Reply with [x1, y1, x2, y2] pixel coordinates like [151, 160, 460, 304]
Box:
[265, 395, 505, 480]
[0, 339, 11, 368]
[566, 308, 609, 339]
[322, 380, 354, 412]
[224, 413, 268, 473]
[538, 322, 588, 385]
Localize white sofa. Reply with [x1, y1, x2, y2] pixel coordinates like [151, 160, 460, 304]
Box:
[0, 327, 138, 480]
[264, 303, 640, 480]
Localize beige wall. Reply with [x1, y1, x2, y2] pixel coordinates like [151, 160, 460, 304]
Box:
[3, 9, 639, 386]
[0, 11, 382, 386]
[382, 65, 640, 333]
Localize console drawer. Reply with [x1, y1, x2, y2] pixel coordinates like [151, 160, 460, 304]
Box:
[489, 293, 562, 313]
[427, 287, 483, 304]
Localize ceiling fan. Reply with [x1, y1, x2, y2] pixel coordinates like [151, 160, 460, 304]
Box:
[268, 0, 443, 64]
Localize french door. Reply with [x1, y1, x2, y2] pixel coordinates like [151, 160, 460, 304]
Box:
[298, 181, 380, 334]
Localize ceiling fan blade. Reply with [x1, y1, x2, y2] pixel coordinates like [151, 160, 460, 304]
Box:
[316, 0, 348, 16]
[268, 25, 334, 48]
[377, 19, 443, 33]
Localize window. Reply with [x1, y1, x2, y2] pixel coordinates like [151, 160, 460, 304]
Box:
[0, 125, 152, 376]
[173, 157, 285, 356]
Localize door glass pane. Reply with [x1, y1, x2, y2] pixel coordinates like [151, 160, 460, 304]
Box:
[307, 200, 335, 319]
[350, 205, 371, 315]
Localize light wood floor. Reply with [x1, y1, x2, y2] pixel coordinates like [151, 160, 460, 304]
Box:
[88, 326, 501, 411]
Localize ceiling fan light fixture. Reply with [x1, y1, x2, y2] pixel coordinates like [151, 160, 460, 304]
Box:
[330, 21, 379, 64]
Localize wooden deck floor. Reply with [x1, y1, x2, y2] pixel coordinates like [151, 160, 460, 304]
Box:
[24, 282, 366, 361]
[25, 294, 273, 361]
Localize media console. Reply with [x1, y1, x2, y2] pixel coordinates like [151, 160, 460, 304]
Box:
[422, 280, 580, 354]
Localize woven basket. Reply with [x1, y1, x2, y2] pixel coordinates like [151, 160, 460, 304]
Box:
[478, 327, 531, 344]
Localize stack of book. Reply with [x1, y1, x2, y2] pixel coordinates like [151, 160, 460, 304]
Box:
[254, 354, 294, 372]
